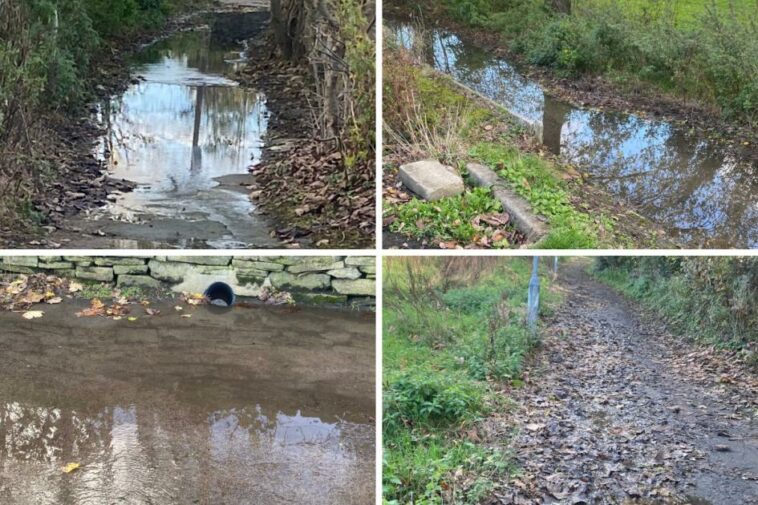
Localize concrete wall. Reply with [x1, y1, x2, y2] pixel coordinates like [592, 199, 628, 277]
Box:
[0, 256, 376, 305]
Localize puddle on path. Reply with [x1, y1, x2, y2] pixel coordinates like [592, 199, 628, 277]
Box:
[0, 302, 375, 504]
[388, 21, 757, 248]
[87, 12, 283, 249]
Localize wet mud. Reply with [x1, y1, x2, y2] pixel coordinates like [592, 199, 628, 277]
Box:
[490, 262, 757, 504]
[0, 301, 375, 504]
[387, 21, 757, 249]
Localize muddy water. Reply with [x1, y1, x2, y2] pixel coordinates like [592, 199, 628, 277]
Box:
[388, 21, 757, 248]
[89, 12, 282, 249]
[0, 302, 375, 504]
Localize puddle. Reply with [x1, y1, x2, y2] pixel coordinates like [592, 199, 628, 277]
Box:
[0, 302, 375, 504]
[90, 12, 283, 249]
[387, 21, 757, 248]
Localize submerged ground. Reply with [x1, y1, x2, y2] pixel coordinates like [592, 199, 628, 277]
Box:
[0, 300, 375, 504]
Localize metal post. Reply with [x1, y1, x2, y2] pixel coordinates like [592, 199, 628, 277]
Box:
[527, 256, 540, 334]
[553, 256, 559, 279]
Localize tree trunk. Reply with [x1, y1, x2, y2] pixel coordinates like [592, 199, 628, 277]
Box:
[548, 0, 571, 14]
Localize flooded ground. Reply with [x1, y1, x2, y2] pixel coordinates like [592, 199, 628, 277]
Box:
[61, 11, 285, 249]
[388, 21, 757, 249]
[0, 301, 375, 504]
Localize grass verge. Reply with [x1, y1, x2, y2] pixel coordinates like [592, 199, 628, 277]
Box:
[383, 257, 562, 503]
[592, 257, 757, 363]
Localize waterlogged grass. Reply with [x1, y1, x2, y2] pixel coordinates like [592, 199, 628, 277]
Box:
[383, 257, 561, 503]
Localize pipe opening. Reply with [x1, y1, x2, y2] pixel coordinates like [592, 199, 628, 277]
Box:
[204, 282, 236, 307]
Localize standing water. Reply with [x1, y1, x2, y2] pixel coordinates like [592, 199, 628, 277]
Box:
[0, 302, 375, 504]
[93, 12, 281, 249]
[389, 21, 757, 248]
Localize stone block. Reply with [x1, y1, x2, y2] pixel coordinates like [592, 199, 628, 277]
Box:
[399, 160, 464, 200]
[270, 272, 331, 290]
[114, 264, 149, 275]
[287, 257, 344, 274]
[76, 266, 114, 282]
[39, 262, 74, 270]
[94, 257, 148, 266]
[117, 275, 163, 289]
[345, 257, 374, 267]
[3, 257, 38, 267]
[332, 279, 376, 296]
[148, 260, 190, 283]
[167, 256, 232, 266]
[327, 267, 362, 280]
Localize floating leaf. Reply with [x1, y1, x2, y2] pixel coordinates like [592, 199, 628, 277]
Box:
[62, 462, 81, 474]
[22, 310, 44, 320]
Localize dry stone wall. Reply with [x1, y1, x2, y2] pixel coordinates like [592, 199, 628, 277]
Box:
[0, 256, 376, 305]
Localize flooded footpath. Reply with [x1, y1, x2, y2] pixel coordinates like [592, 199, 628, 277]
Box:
[388, 20, 757, 249]
[0, 301, 375, 504]
[56, 10, 287, 249]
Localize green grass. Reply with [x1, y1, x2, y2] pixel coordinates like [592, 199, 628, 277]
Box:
[469, 142, 615, 248]
[440, 0, 757, 123]
[576, 0, 755, 27]
[592, 257, 758, 356]
[389, 187, 512, 246]
[383, 257, 562, 503]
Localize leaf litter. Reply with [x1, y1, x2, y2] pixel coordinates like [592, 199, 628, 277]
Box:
[482, 263, 757, 504]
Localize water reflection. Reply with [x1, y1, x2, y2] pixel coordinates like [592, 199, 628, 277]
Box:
[0, 402, 372, 505]
[389, 21, 757, 248]
[95, 27, 273, 246]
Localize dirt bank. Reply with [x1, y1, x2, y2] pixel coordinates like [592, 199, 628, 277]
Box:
[488, 261, 757, 504]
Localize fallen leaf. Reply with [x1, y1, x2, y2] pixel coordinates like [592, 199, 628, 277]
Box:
[22, 310, 44, 320]
[46, 297, 63, 305]
[62, 462, 81, 474]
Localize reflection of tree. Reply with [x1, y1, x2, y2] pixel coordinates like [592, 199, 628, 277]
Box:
[542, 94, 570, 155]
[0, 402, 371, 504]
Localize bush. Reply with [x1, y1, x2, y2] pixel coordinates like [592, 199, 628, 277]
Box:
[594, 257, 758, 352]
[441, 0, 758, 123]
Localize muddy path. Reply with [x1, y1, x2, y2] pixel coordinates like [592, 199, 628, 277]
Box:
[490, 261, 757, 504]
[46, 3, 302, 249]
[0, 300, 375, 504]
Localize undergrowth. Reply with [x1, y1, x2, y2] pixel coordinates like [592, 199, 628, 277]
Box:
[440, 0, 757, 125]
[593, 257, 758, 361]
[383, 257, 561, 503]
[0, 0, 206, 234]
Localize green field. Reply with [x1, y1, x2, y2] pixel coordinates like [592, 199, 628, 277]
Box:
[577, 0, 755, 26]
[383, 257, 562, 504]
